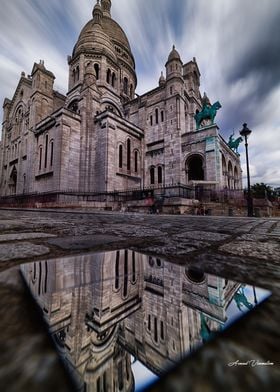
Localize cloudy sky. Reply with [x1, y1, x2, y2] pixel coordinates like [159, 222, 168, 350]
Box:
[0, 0, 279, 186]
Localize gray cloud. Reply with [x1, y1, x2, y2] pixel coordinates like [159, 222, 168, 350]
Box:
[0, 0, 279, 186]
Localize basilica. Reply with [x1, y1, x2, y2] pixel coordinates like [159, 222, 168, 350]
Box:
[0, 0, 242, 208]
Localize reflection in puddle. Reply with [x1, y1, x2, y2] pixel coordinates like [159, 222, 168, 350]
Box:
[20, 251, 270, 391]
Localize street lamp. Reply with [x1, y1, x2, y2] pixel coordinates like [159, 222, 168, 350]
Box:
[240, 123, 253, 217]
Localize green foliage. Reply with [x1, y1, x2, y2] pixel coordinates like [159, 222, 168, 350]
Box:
[251, 183, 276, 200]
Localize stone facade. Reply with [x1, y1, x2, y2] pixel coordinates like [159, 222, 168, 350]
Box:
[0, 0, 242, 200]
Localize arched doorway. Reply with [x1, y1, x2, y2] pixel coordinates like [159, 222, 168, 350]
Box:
[222, 154, 227, 188]
[9, 166, 17, 194]
[187, 155, 204, 181]
[228, 161, 233, 189]
[234, 166, 239, 189]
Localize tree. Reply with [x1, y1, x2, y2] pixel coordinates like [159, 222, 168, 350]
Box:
[250, 183, 275, 200]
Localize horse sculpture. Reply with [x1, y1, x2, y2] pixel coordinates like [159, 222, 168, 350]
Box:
[234, 286, 253, 311]
[194, 101, 222, 129]
[228, 135, 243, 154]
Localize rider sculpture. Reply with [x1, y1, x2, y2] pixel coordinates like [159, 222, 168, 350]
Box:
[194, 92, 222, 130]
[228, 134, 243, 154]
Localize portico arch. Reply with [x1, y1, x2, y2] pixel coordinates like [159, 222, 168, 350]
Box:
[222, 154, 227, 188]
[234, 166, 239, 189]
[186, 154, 205, 182]
[228, 161, 233, 189]
[9, 166, 17, 194]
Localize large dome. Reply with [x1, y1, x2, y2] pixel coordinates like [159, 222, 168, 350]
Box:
[72, 21, 117, 62]
[101, 16, 131, 52]
[72, 2, 135, 69]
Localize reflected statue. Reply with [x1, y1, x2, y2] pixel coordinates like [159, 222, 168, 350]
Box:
[234, 286, 253, 311]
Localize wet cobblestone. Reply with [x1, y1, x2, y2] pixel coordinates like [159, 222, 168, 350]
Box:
[0, 209, 279, 391]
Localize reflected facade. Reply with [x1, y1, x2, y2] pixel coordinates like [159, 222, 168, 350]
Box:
[21, 251, 266, 391]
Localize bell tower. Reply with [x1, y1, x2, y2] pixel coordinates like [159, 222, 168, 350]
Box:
[165, 45, 183, 81]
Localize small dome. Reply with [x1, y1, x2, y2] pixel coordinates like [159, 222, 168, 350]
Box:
[159, 71, 165, 86]
[168, 45, 181, 62]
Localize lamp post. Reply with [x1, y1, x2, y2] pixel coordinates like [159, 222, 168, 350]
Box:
[240, 123, 253, 217]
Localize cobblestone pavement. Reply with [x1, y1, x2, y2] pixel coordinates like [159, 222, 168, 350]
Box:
[0, 208, 279, 391]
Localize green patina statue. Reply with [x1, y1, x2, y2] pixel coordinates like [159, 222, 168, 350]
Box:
[234, 286, 253, 311]
[228, 134, 243, 154]
[194, 92, 222, 129]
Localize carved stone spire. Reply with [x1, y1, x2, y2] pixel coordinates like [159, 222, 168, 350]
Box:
[101, 0, 112, 17]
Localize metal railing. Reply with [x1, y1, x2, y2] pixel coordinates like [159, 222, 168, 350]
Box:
[0, 184, 246, 206]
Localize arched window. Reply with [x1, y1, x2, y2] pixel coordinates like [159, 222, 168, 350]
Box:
[161, 110, 164, 122]
[115, 251, 120, 290]
[44, 261, 48, 294]
[106, 69, 111, 84]
[148, 315, 151, 331]
[126, 357, 130, 381]
[44, 134, 48, 168]
[123, 77, 128, 95]
[119, 145, 123, 169]
[150, 115, 153, 126]
[50, 140, 54, 167]
[126, 139, 131, 171]
[68, 100, 78, 113]
[160, 321, 164, 340]
[158, 166, 163, 184]
[94, 63, 100, 80]
[33, 262, 37, 282]
[155, 108, 159, 124]
[185, 266, 205, 283]
[112, 72, 116, 87]
[123, 250, 128, 298]
[76, 66, 80, 81]
[134, 150, 138, 173]
[187, 155, 204, 181]
[154, 317, 158, 343]
[118, 362, 124, 391]
[103, 373, 107, 391]
[97, 377, 101, 392]
[73, 69, 76, 83]
[130, 84, 133, 99]
[23, 174, 26, 194]
[39, 146, 43, 170]
[132, 251, 136, 283]
[150, 167, 155, 185]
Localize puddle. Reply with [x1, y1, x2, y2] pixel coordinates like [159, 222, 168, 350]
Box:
[20, 251, 271, 391]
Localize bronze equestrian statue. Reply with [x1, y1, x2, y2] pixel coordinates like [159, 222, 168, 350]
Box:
[194, 93, 222, 129]
[228, 134, 243, 154]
